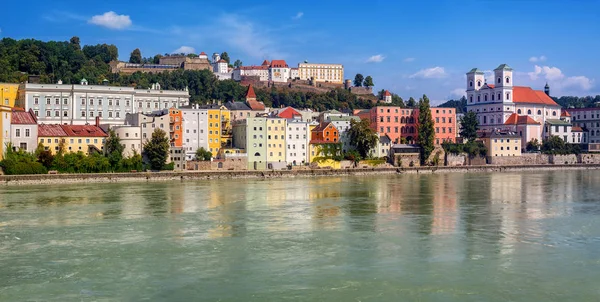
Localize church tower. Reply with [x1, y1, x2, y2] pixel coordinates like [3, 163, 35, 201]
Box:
[493, 64, 513, 103]
[466, 68, 485, 105]
[544, 83, 550, 96]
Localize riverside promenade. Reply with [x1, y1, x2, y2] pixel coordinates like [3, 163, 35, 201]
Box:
[2, 164, 600, 186]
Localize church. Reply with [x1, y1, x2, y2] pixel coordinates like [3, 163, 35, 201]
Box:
[466, 64, 562, 148]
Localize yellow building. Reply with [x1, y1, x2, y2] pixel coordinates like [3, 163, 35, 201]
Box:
[38, 124, 108, 155]
[0, 105, 11, 160]
[298, 63, 344, 84]
[479, 130, 522, 157]
[207, 105, 231, 156]
[266, 118, 286, 163]
[0, 83, 20, 108]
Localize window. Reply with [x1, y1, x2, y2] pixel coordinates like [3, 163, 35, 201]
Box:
[527, 110, 532, 115]
[497, 77, 501, 84]
[552, 111, 557, 116]
[55, 98, 59, 105]
[34, 110, 38, 117]
[46, 98, 51, 105]
[54, 111, 59, 117]
[477, 95, 480, 102]
[90, 99, 94, 106]
[25, 129, 30, 137]
[81, 98, 86, 105]
[506, 92, 510, 100]
[15, 129, 20, 137]
[99, 99, 103, 106]
[90, 111, 94, 117]
[34, 97, 39, 105]
[469, 81, 473, 87]
[63, 111, 68, 117]
[46, 111, 51, 117]
[506, 77, 510, 84]
[537, 110, 542, 115]
[518, 109, 522, 114]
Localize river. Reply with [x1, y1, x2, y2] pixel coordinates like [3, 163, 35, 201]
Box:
[1, 170, 600, 301]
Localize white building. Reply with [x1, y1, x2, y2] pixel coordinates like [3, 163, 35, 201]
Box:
[327, 115, 360, 153]
[111, 125, 142, 157]
[10, 109, 38, 153]
[181, 106, 209, 160]
[18, 80, 189, 126]
[568, 108, 600, 143]
[382, 90, 392, 104]
[269, 60, 291, 82]
[298, 62, 344, 84]
[286, 119, 310, 165]
[466, 64, 561, 145]
[211, 53, 232, 80]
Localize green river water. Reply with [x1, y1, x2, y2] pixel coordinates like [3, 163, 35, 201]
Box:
[1, 170, 600, 301]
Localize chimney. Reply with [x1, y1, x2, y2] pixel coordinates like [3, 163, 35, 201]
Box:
[95, 116, 100, 127]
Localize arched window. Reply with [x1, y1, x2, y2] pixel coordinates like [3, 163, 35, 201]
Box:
[477, 95, 481, 102]
[498, 93, 501, 100]
[492, 94, 495, 101]
[401, 126, 405, 134]
[527, 110, 532, 115]
[552, 111, 557, 116]
[506, 92, 510, 100]
[483, 116, 487, 124]
[506, 77, 510, 84]
[469, 96, 473, 103]
[401, 117, 405, 123]
[518, 109, 522, 114]
[592, 130, 595, 136]
[537, 110, 542, 115]
[411, 126, 415, 133]
[254, 152, 261, 156]
[410, 117, 415, 124]
[491, 118, 495, 124]
[469, 81, 473, 87]
[477, 81, 482, 87]
[497, 77, 501, 84]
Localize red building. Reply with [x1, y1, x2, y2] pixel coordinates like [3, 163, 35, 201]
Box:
[356, 106, 456, 145]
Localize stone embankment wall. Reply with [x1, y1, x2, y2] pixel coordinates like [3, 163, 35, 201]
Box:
[550, 154, 578, 165]
[579, 154, 600, 164]
[446, 154, 467, 166]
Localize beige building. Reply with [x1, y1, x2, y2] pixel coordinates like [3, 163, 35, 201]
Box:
[298, 63, 344, 84]
[479, 130, 522, 157]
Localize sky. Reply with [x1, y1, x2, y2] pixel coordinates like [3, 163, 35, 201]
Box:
[1, 0, 599, 104]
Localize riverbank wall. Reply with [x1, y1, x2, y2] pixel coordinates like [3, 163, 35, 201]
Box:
[2, 164, 600, 186]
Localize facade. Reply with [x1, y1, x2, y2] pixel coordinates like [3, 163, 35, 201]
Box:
[18, 80, 190, 126]
[169, 108, 183, 148]
[0, 105, 11, 160]
[181, 106, 209, 160]
[266, 118, 287, 165]
[111, 125, 142, 157]
[206, 105, 231, 155]
[211, 53, 233, 80]
[503, 113, 541, 150]
[544, 119, 573, 143]
[269, 60, 290, 83]
[311, 122, 339, 142]
[567, 108, 600, 143]
[381, 90, 392, 104]
[125, 112, 171, 145]
[232, 117, 267, 170]
[373, 135, 392, 158]
[357, 106, 456, 145]
[286, 119, 310, 165]
[1, 83, 20, 107]
[298, 63, 344, 84]
[38, 122, 107, 155]
[10, 109, 38, 153]
[465, 64, 561, 144]
[479, 130, 522, 157]
[327, 115, 360, 153]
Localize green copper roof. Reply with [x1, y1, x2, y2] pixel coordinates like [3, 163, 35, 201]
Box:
[545, 119, 571, 126]
[467, 68, 485, 74]
[494, 64, 513, 71]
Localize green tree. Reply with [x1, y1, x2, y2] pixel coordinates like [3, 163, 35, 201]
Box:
[417, 95, 435, 164]
[233, 59, 243, 68]
[541, 136, 566, 154]
[354, 74, 364, 87]
[407, 97, 417, 108]
[363, 75, 374, 88]
[129, 48, 142, 64]
[143, 128, 170, 170]
[195, 147, 212, 161]
[104, 129, 124, 169]
[220, 52, 230, 63]
[69, 36, 81, 50]
[526, 138, 541, 152]
[152, 54, 163, 64]
[347, 118, 379, 159]
[459, 111, 479, 142]
[35, 142, 54, 169]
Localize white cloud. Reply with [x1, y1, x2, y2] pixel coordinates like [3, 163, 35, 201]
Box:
[366, 54, 385, 63]
[451, 88, 466, 98]
[409, 67, 447, 79]
[292, 12, 304, 20]
[172, 46, 196, 54]
[529, 55, 547, 63]
[403, 57, 415, 62]
[212, 13, 284, 59]
[88, 11, 132, 30]
[526, 65, 594, 92]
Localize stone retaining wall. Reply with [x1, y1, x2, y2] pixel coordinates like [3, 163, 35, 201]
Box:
[550, 154, 578, 164]
[578, 154, 600, 164]
[446, 154, 467, 166]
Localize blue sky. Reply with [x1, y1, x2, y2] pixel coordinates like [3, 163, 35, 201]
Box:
[2, 0, 599, 104]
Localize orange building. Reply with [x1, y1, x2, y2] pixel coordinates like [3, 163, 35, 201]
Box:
[311, 122, 339, 142]
[169, 107, 183, 147]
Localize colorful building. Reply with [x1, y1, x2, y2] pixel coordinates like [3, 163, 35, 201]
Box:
[0, 83, 20, 108]
[38, 121, 107, 155]
[356, 106, 456, 145]
[10, 108, 38, 153]
[206, 104, 231, 156]
[266, 117, 287, 165]
[0, 105, 11, 160]
[311, 122, 339, 142]
[169, 107, 183, 148]
[479, 130, 522, 157]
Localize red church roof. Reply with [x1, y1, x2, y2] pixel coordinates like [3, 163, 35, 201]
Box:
[513, 86, 559, 106]
[245, 85, 256, 99]
[504, 113, 541, 125]
[384, 90, 392, 96]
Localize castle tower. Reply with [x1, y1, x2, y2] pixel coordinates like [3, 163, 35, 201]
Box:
[493, 64, 514, 103]
[212, 53, 220, 64]
[245, 85, 257, 102]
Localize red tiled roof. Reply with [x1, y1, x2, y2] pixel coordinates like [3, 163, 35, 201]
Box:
[277, 107, 302, 119]
[61, 125, 108, 137]
[270, 60, 288, 68]
[310, 140, 338, 144]
[561, 110, 571, 117]
[262, 60, 270, 66]
[245, 85, 256, 99]
[572, 126, 584, 132]
[238, 65, 269, 70]
[38, 124, 67, 137]
[217, 59, 227, 63]
[384, 90, 392, 96]
[11, 109, 37, 124]
[504, 113, 541, 125]
[312, 122, 334, 133]
[247, 100, 265, 111]
[200, 52, 207, 55]
[487, 84, 495, 88]
[513, 86, 559, 106]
